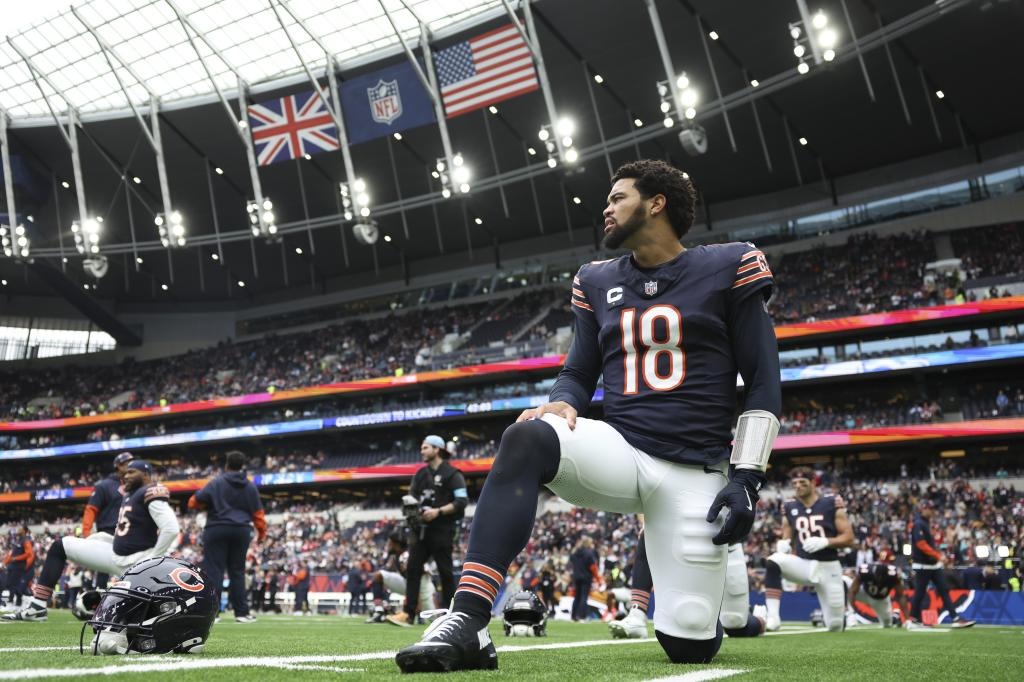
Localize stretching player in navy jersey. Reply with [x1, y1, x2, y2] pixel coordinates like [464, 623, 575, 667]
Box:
[764, 468, 855, 632]
[4, 461, 179, 622]
[396, 159, 781, 672]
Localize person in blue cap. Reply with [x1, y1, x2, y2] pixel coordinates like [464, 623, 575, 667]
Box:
[387, 435, 468, 627]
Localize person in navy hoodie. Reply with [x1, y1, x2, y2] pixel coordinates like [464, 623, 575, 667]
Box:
[189, 450, 266, 624]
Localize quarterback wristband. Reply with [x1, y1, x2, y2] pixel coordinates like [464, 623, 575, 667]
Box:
[730, 410, 780, 472]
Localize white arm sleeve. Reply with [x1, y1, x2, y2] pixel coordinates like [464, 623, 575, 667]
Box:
[730, 410, 780, 471]
[147, 500, 181, 556]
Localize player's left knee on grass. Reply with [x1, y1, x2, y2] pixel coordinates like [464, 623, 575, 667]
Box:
[660, 591, 719, 639]
[719, 610, 747, 630]
[724, 614, 764, 637]
[656, 623, 723, 664]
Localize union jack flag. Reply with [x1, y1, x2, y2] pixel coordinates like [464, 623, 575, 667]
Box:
[247, 89, 339, 166]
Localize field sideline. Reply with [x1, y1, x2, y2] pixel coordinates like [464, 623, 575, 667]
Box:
[1, 612, 1021, 680]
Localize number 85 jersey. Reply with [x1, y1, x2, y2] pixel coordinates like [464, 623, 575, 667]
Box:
[550, 242, 780, 467]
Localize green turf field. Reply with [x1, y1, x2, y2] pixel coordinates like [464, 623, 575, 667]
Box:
[1, 611, 1021, 681]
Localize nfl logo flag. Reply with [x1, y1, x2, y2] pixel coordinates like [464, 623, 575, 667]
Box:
[435, 23, 539, 118]
[247, 89, 339, 166]
[340, 60, 437, 145]
[368, 79, 402, 124]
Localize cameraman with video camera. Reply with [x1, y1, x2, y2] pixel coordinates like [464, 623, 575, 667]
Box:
[387, 435, 468, 626]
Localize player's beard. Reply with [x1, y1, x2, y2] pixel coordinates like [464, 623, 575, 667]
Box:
[602, 203, 646, 250]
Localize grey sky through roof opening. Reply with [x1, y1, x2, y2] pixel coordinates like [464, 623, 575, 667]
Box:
[1, 0, 505, 122]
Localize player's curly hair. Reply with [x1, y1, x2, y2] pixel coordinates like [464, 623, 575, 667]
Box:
[789, 467, 815, 482]
[611, 159, 697, 238]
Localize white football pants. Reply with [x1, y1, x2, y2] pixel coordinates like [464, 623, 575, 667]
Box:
[767, 552, 845, 632]
[720, 543, 752, 630]
[380, 571, 435, 613]
[541, 414, 728, 640]
[62, 532, 161, 577]
[857, 592, 894, 627]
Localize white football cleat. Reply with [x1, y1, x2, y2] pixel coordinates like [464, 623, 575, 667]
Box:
[764, 615, 781, 632]
[608, 606, 648, 639]
[1, 601, 47, 621]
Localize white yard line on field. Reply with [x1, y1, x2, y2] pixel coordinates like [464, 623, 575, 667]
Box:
[0, 626, 831, 679]
[0, 648, 79, 653]
[763, 627, 828, 636]
[643, 669, 747, 682]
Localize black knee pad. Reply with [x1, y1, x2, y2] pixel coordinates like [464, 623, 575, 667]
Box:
[492, 419, 561, 484]
[764, 559, 782, 589]
[656, 623, 724, 664]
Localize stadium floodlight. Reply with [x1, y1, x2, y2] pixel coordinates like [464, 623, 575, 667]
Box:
[680, 87, 699, 109]
[593, 74, 604, 84]
[789, 7, 838, 70]
[538, 120, 578, 167]
[434, 154, 472, 195]
[155, 210, 187, 248]
[997, 545, 1010, 558]
[975, 545, 991, 559]
[0, 223, 30, 259]
[246, 198, 278, 240]
[71, 217, 103, 255]
[657, 76, 706, 155]
[340, 179, 371, 221]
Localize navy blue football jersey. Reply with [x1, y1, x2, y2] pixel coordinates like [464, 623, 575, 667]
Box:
[112, 483, 170, 556]
[7, 532, 33, 569]
[784, 494, 845, 561]
[551, 242, 777, 465]
[88, 474, 124, 534]
[858, 562, 900, 599]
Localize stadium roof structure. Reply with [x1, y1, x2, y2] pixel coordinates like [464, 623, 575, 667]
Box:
[0, 0, 1022, 322]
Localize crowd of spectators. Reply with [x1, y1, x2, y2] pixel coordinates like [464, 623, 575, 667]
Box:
[745, 468, 1023, 587]
[8, 462, 1020, 618]
[6, 379, 1024, 495]
[953, 222, 1024, 281]
[769, 231, 940, 323]
[3, 226, 1023, 424]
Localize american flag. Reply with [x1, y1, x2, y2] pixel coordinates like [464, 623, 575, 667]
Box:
[434, 23, 539, 118]
[247, 89, 339, 166]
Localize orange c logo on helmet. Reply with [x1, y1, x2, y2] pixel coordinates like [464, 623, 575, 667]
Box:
[169, 567, 205, 592]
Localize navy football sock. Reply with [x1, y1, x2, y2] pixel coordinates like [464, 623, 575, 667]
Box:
[631, 532, 653, 592]
[453, 420, 561, 619]
[38, 537, 67, 590]
[371, 575, 386, 601]
[764, 560, 782, 590]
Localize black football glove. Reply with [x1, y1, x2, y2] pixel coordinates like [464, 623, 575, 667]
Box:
[705, 468, 766, 546]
